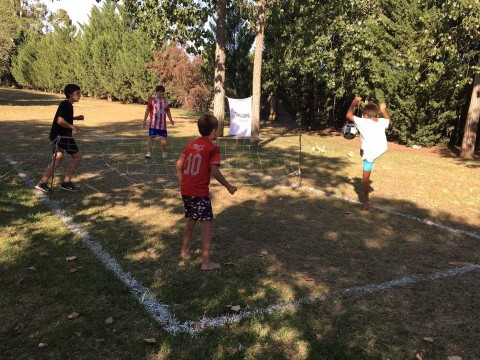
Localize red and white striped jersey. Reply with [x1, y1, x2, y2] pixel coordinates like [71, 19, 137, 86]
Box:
[147, 97, 170, 130]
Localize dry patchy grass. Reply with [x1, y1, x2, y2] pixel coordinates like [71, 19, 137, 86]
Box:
[1, 87, 480, 359]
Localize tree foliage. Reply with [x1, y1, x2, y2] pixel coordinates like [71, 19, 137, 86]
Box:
[263, 0, 480, 146]
[6, 0, 480, 145]
[148, 44, 212, 111]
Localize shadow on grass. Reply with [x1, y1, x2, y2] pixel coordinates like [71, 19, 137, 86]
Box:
[0, 88, 63, 106]
[2, 115, 480, 358]
[0, 179, 163, 360]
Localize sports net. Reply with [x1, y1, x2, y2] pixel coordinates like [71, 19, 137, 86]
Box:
[2, 134, 302, 196]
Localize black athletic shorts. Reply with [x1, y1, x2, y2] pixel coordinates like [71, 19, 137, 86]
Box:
[52, 138, 79, 155]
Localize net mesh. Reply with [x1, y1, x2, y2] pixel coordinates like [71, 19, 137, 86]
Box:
[2, 135, 302, 195]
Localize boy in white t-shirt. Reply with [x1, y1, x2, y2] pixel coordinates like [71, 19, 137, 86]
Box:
[346, 96, 391, 210]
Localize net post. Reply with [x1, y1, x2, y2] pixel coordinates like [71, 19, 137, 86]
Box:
[49, 136, 60, 200]
[298, 130, 302, 186]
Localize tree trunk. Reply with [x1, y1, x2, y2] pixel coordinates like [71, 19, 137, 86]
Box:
[267, 92, 277, 121]
[460, 68, 480, 159]
[213, 0, 226, 137]
[250, 0, 265, 145]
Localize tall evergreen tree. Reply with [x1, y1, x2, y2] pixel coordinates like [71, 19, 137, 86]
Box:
[0, 0, 17, 81]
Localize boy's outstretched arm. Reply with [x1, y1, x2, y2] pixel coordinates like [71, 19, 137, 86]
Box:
[346, 96, 362, 122]
[211, 164, 237, 195]
[380, 103, 391, 120]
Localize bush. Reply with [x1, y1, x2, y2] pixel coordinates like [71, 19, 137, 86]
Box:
[184, 85, 213, 112]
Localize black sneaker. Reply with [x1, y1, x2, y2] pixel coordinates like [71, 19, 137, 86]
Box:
[60, 182, 79, 192]
[35, 182, 52, 193]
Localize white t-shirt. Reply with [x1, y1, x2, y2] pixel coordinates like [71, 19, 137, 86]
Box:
[353, 116, 390, 162]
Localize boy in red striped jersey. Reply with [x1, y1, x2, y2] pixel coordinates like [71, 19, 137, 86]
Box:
[143, 85, 174, 159]
[176, 114, 237, 271]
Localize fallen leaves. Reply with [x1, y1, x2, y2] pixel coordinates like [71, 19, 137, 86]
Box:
[146, 248, 156, 254]
[67, 312, 80, 319]
[66, 256, 77, 261]
[143, 338, 156, 344]
[259, 251, 268, 257]
[423, 336, 434, 342]
[447, 356, 462, 360]
[39, 251, 49, 257]
[105, 317, 114, 324]
[70, 268, 78, 273]
[38, 342, 47, 348]
[14, 323, 24, 333]
[230, 305, 241, 312]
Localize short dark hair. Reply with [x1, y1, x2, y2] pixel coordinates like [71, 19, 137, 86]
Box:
[155, 85, 165, 93]
[362, 102, 379, 118]
[64, 84, 80, 98]
[198, 114, 219, 136]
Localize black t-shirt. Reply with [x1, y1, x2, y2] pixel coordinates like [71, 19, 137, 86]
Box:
[49, 100, 74, 141]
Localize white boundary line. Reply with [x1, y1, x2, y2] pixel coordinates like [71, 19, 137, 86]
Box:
[275, 184, 480, 240]
[5, 156, 480, 335]
[4, 156, 181, 330]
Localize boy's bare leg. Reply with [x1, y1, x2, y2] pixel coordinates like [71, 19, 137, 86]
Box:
[200, 220, 220, 270]
[160, 137, 167, 153]
[147, 137, 154, 154]
[39, 151, 64, 184]
[63, 152, 81, 183]
[181, 218, 196, 259]
[362, 170, 372, 210]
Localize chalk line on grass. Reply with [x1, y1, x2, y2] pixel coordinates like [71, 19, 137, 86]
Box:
[5, 156, 180, 330]
[275, 184, 480, 240]
[174, 262, 480, 335]
[6, 156, 480, 335]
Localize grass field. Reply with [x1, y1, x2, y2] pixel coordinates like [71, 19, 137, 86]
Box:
[1, 88, 479, 359]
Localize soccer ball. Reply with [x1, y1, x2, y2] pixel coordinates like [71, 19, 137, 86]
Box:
[342, 123, 357, 140]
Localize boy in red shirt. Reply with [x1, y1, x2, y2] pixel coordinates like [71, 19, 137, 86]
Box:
[176, 114, 237, 270]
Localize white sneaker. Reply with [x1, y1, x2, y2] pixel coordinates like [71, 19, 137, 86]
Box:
[162, 152, 167, 158]
[145, 152, 152, 159]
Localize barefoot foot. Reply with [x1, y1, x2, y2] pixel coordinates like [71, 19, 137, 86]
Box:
[363, 200, 372, 210]
[201, 262, 221, 271]
[180, 249, 190, 260]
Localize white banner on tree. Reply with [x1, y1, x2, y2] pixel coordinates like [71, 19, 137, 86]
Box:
[227, 96, 252, 137]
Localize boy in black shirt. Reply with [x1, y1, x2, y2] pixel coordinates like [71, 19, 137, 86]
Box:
[35, 84, 84, 193]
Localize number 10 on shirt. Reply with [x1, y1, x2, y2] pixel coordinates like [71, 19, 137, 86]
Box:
[183, 153, 202, 176]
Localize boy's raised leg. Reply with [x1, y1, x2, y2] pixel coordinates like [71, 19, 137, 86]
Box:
[200, 220, 220, 270]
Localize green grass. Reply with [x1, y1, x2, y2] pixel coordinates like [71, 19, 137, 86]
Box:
[1, 87, 480, 359]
